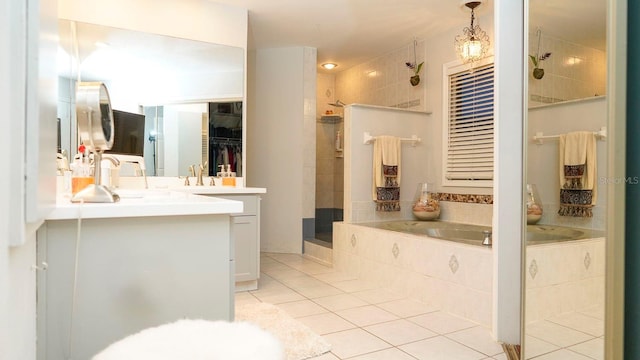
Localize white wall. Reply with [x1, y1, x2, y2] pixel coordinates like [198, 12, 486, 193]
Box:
[162, 103, 207, 177]
[527, 97, 607, 230]
[335, 11, 495, 198]
[2, 0, 56, 358]
[0, 2, 9, 353]
[492, 0, 524, 343]
[343, 104, 430, 223]
[422, 13, 495, 197]
[248, 47, 316, 253]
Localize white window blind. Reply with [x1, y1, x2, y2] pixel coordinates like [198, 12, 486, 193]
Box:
[445, 62, 494, 182]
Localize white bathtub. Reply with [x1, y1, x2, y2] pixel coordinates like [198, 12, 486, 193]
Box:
[362, 220, 604, 245]
[333, 221, 605, 327]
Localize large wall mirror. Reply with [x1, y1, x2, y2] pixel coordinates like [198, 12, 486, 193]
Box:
[524, 0, 607, 359]
[57, 19, 244, 177]
[528, 1, 606, 108]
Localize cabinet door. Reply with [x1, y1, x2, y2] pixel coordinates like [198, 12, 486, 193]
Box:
[38, 216, 233, 360]
[233, 215, 258, 282]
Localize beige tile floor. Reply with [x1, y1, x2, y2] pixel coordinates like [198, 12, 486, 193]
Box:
[524, 311, 604, 360]
[236, 253, 603, 360]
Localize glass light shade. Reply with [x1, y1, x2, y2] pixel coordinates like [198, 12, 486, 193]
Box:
[463, 39, 482, 59]
[454, 3, 490, 65]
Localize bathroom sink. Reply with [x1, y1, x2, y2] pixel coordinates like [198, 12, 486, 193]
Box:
[115, 189, 173, 198]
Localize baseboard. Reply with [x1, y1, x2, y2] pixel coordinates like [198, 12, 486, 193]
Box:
[303, 240, 333, 266]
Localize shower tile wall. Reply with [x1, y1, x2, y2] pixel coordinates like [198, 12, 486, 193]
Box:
[528, 32, 606, 107]
[304, 47, 318, 240]
[335, 39, 427, 112]
[316, 73, 344, 236]
[333, 39, 429, 224]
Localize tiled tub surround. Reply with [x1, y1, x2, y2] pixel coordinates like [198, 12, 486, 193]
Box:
[333, 221, 493, 327]
[333, 221, 605, 331]
[525, 236, 605, 324]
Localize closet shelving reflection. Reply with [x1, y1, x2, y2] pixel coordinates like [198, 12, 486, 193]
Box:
[209, 101, 243, 177]
[209, 137, 242, 146]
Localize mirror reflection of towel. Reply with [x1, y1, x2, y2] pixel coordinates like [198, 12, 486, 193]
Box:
[372, 136, 401, 212]
[558, 131, 597, 217]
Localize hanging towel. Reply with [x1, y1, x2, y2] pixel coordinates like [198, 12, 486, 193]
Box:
[372, 136, 402, 212]
[558, 131, 597, 217]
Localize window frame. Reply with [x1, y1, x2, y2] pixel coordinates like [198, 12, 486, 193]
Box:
[441, 57, 495, 188]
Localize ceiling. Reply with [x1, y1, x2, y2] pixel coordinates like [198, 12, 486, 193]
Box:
[209, 0, 607, 73]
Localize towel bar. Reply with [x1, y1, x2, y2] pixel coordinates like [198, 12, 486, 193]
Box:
[532, 126, 607, 145]
[363, 132, 421, 146]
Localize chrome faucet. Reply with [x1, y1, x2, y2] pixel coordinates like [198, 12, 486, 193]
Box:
[482, 230, 492, 246]
[108, 154, 148, 188]
[101, 155, 121, 167]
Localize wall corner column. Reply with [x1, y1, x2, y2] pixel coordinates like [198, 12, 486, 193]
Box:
[492, 0, 525, 345]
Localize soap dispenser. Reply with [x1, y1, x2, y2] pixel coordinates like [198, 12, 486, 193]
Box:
[222, 164, 236, 187]
[71, 144, 94, 195]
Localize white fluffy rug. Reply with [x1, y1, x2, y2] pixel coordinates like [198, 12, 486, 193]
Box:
[92, 319, 284, 360]
[235, 302, 331, 360]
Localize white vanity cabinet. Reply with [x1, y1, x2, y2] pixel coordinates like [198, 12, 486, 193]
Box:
[36, 194, 241, 360]
[211, 194, 261, 291]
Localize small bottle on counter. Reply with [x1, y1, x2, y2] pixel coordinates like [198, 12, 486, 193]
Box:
[222, 164, 236, 187]
[71, 144, 94, 195]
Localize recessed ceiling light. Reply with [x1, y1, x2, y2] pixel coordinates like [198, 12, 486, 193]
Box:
[321, 63, 337, 70]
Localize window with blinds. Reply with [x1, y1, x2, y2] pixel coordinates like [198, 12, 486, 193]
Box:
[443, 59, 494, 186]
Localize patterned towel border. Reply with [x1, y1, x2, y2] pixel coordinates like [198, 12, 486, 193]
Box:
[375, 165, 400, 212]
[558, 189, 593, 217]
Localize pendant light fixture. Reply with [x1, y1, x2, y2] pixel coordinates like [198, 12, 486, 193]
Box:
[455, 1, 490, 64]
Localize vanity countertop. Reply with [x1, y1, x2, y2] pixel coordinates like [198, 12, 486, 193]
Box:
[169, 186, 266, 195]
[47, 190, 243, 220]
[117, 176, 266, 195]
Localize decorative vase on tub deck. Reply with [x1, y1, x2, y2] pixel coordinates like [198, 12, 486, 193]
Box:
[412, 183, 440, 221]
[526, 183, 543, 224]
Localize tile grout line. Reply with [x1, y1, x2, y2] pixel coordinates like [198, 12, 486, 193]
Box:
[258, 254, 510, 359]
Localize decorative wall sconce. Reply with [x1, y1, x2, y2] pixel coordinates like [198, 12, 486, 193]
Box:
[406, 39, 424, 86]
[529, 28, 552, 79]
[454, 1, 490, 64]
